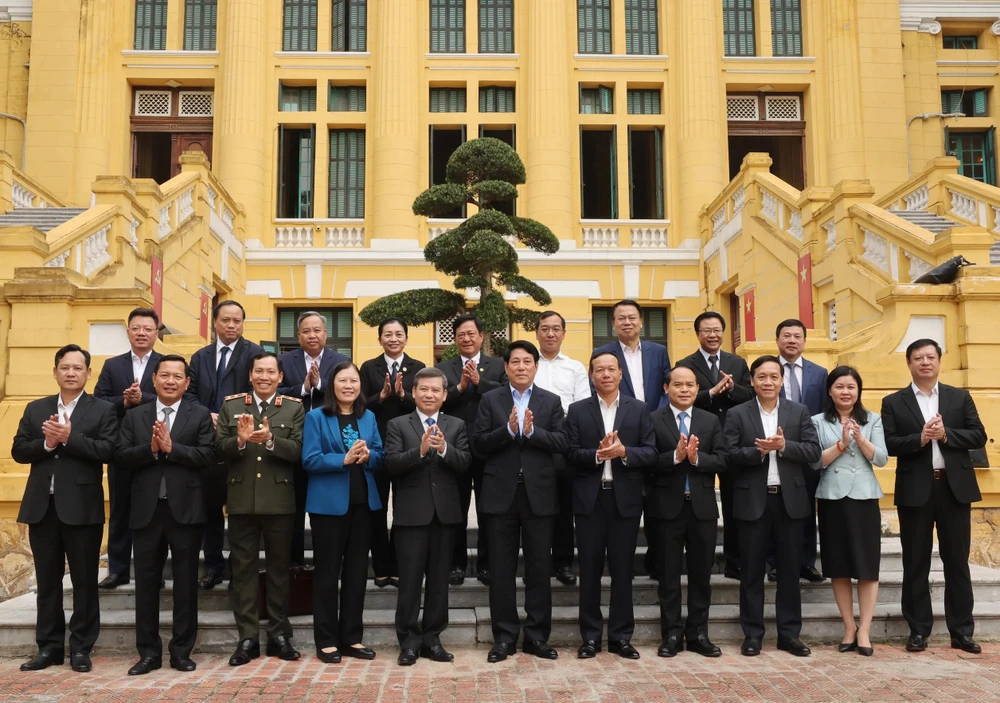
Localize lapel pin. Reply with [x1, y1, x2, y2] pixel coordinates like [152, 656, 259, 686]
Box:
[275, 396, 283, 407]
[245, 395, 252, 405]
[402, 367, 407, 373]
[479, 367, 484, 373]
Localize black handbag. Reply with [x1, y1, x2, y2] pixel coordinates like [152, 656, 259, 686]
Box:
[913, 255, 974, 284]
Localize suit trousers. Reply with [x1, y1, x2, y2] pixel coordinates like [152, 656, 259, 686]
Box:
[718, 473, 740, 573]
[657, 499, 717, 641]
[133, 500, 203, 659]
[642, 494, 661, 580]
[311, 506, 371, 649]
[106, 461, 133, 576]
[576, 488, 641, 643]
[487, 482, 553, 645]
[291, 464, 309, 567]
[898, 478, 975, 638]
[28, 497, 103, 654]
[766, 469, 820, 571]
[737, 492, 804, 642]
[201, 504, 225, 574]
[228, 513, 294, 642]
[551, 463, 575, 571]
[394, 517, 455, 650]
[453, 458, 489, 573]
[370, 470, 398, 578]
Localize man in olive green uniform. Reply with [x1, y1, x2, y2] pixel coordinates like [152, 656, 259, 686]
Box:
[215, 352, 304, 666]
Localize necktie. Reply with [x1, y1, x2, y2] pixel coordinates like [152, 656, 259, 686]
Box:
[425, 416, 436, 427]
[679, 411, 690, 493]
[260, 399, 268, 415]
[391, 361, 399, 379]
[159, 407, 173, 499]
[786, 362, 801, 403]
[708, 355, 719, 384]
[213, 346, 230, 413]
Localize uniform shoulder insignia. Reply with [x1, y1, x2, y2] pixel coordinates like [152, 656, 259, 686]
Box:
[280, 395, 302, 403]
[224, 393, 247, 401]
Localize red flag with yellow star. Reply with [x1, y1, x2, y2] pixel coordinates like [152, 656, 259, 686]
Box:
[743, 288, 756, 342]
[200, 292, 210, 339]
[797, 253, 814, 328]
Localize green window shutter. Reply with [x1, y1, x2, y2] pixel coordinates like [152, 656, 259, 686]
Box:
[974, 89, 988, 117]
[135, 0, 168, 50]
[987, 128, 997, 186]
[645, 308, 666, 340]
[942, 91, 954, 114]
[431, 0, 465, 53]
[578, 0, 611, 54]
[332, 0, 346, 51]
[610, 125, 618, 219]
[479, 0, 513, 53]
[592, 309, 610, 339]
[430, 88, 467, 113]
[598, 86, 614, 114]
[349, 0, 368, 51]
[329, 129, 366, 218]
[278, 310, 297, 338]
[183, 0, 217, 51]
[627, 89, 660, 114]
[283, 0, 318, 51]
[479, 86, 514, 113]
[300, 127, 315, 218]
[329, 86, 366, 112]
[723, 0, 755, 57]
[280, 85, 317, 112]
[625, 0, 658, 55]
[770, 0, 801, 57]
[580, 88, 597, 114]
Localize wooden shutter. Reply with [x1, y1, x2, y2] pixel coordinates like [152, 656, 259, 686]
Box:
[770, 0, 801, 57]
[430, 88, 467, 113]
[183, 0, 217, 51]
[599, 85, 614, 114]
[350, 0, 367, 51]
[135, 0, 168, 50]
[610, 126, 619, 219]
[987, 128, 997, 186]
[431, 0, 465, 53]
[723, 0, 755, 57]
[480, 0, 513, 53]
[975, 89, 989, 117]
[942, 91, 960, 114]
[627, 89, 661, 114]
[625, 0, 658, 55]
[578, 0, 611, 54]
[332, 0, 346, 51]
[654, 127, 664, 219]
[329, 129, 366, 218]
[283, 0, 317, 51]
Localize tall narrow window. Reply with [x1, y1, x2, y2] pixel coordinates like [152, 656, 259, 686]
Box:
[580, 128, 618, 219]
[771, 0, 801, 57]
[332, 0, 367, 51]
[942, 89, 989, 117]
[135, 0, 168, 50]
[578, 0, 612, 54]
[277, 126, 316, 218]
[625, 0, 658, 55]
[329, 86, 367, 111]
[722, 0, 756, 57]
[480, 87, 515, 112]
[628, 127, 664, 219]
[580, 86, 614, 114]
[430, 126, 467, 217]
[329, 130, 366, 218]
[479, 125, 516, 215]
[183, 0, 217, 50]
[627, 89, 661, 114]
[430, 88, 467, 113]
[283, 0, 318, 51]
[947, 129, 997, 186]
[280, 85, 318, 112]
[430, 0, 466, 53]
[479, 0, 514, 53]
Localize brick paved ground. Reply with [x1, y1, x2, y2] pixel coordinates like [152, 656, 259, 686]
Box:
[0, 643, 998, 702]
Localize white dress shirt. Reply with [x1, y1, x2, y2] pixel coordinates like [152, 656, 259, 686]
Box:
[780, 355, 803, 397]
[154, 398, 180, 498]
[508, 385, 535, 438]
[460, 352, 482, 368]
[384, 353, 404, 375]
[44, 391, 84, 492]
[620, 342, 645, 402]
[237, 392, 277, 452]
[757, 399, 781, 486]
[416, 410, 447, 458]
[535, 351, 590, 414]
[597, 393, 620, 482]
[216, 339, 238, 370]
[911, 382, 946, 469]
[302, 349, 324, 396]
[669, 404, 698, 467]
[131, 350, 152, 384]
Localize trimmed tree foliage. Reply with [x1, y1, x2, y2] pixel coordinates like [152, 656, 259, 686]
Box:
[359, 138, 559, 356]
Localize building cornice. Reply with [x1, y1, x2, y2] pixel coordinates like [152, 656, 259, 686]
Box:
[899, 1, 1000, 32]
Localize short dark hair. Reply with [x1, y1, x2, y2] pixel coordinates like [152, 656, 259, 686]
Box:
[822, 366, 870, 426]
[154, 354, 189, 376]
[213, 300, 245, 321]
[453, 314, 482, 335]
[504, 340, 540, 363]
[750, 355, 784, 378]
[297, 311, 326, 331]
[322, 361, 367, 417]
[128, 307, 159, 327]
[378, 317, 409, 337]
[905, 338, 943, 362]
[665, 365, 697, 386]
[588, 350, 620, 374]
[775, 319, 807, 339]
[694, 311, 726, 333]
[537, 311, 566, 328]
[54, 344, 91, 368]
[250, 351, 283, 374]
[414, 367, 447, 387]
[612, 299, 642, 318]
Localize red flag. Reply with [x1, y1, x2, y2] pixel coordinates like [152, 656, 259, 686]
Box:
[743, 288, 756, 342]
[150, 256, 163, 321]
[200, 292, 210, 339]
[797, 253, 814, 328]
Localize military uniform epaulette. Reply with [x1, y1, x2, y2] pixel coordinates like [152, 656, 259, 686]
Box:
[224, 393, 248, 401]
[279, 395, 301, 403]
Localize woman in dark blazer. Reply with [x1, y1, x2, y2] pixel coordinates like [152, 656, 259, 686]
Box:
[302, 361, 384, 663]
[810, 366, 887, 657]
[359, 318, 425, 588]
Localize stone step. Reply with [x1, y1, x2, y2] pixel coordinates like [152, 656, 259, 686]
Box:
[886, 209, 959, 234]
[0, 208, 87, 232]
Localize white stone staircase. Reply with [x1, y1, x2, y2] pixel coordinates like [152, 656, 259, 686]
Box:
[0, 207, 88, 232]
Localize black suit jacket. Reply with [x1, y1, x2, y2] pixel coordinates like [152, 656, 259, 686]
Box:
[676, 350, 754, 428]
[881, 383, 986, 507]
[473, 385, 568, 516]
[384, 412, 470, 526]
[12, 393, 118, 525]
[439, 354, 507, 457]
[649, 405, 727, 520]
[360, 353, 427, 440]
[115, 400, 217, 529]
[184, 337, 264, 410]
[94, 350, 162, 419]
[277, 347, 350, 413]
[723, 399, 822, 521]
[565, 395, 658, 518]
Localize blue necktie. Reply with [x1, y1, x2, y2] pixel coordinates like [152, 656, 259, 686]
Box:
[212, 346, 230, 413]
[679, 411, 690, 493]
[425, 417, 436, 427]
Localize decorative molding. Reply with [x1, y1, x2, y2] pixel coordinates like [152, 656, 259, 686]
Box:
[178, 188, 195, 223]
[761, 190, 778, 221]
[130, 218, 140, 252]
[275, 226, 313, 247]
[44, 250, 70, 268]
[582, 227, 619, 248]
[206, 187, 217, 208]
[630, 227, 669, 248]
[894, 316, 947, 354]
[862, 228, 889, 273]
[828, 302, 838, 342]
[11, 182, 33, 208]
[83, 225, 112, 275]
[519, 280, 602, 299]
[733, 187, 746, 213]
[905, 251, 934, 281]
[343, 280, 440, 298]
[305, 263, 322, 299]
[903, 185, 929, 211]
[325, 226, 365, 247]
[246, 280, 284, 298]
[898, 1, 1000, 32]
[823, 220, 837, 251]
[788, 211, 803, 241]
[158, 206, 171, 239]
[712, 208, 726, 235]
[661, 281, 700, 299]
[949, 189, 977, 222]
[918, 19, 942, 34]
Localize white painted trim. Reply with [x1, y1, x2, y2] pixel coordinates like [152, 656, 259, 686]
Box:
[724, 69, 814, 75]
[125, 64, 217, 69]
[274, 218, 365, 224]
[580, 218, 671, 225]
[939, 71, 998, 77]
[89, 323, 129, 356]
[305, 264, 322, 299]
[573, 54, 670, 60]
[937, 60, 1000, 66]
[577, 67, 666, 73]
[278, 65, 366, 70]
[425, 53, 520, 59]
[343, 280, 441, 298]
[246, 248, 700, 266]
[368, 238, 421, 250]
[661, 281, 701, 299]
[122, 50, 220, 58]
[276, 51, 372, 58]
[246, 280, 284, 299]
[520, 280, 602, 299]
[623, 262, 641, 299]
[428, 66, 516, 71]
[735, 282, 757, 297]
[721, 56, 816, 62]
[894, 316, 947, 353]
[899, 1, 1000, 32]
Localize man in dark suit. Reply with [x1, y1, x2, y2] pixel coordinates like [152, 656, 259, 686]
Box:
[770, 318, 829, 583]
[115, 355, 216, 676]
[474, 341, 568, 663]
[12, 345, 118, 673]
[881, 338, 987, 655]
[185, 299, 263, 590]
[592, 299, 671, 580]
[724, 355, 821, 658]
[94, 307, 163, 589]
[649, 365, 727, 658]
[360, 318, 426, 588]
[438, 314, 507, 586]
[677, 311, 752, 580]
[278, 311, 349, 566]
[384, 367, 471, 666]
[565, 351, 657, 660]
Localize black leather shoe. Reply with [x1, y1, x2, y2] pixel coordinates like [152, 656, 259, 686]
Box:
[199, 569, 223, 590]
[687, 634, 722, 658]
[448, 567, 465, 586]
[477, 569, 491, 586]
[741, 638, 762, 656]
[577, 640, 599, 659]
[127, 657, 162, 676]
[20, 650, 64, 671]
[723, 567, 741, 580]
[98, 572, 129, 589]
[858, 645, 874, 657]
[608, 640, 640, 660]
[374, 577, 391, 589]
[266, 635, 300, 661]
[420, 645, 454, 662]
[906, 633, 927, 652]
[839, 628, 858, 653]
[397, 648, 418, 666]
[487, 642, 515, 663]
[169, 656, 197, 671]
[555, 567, 577, 585]
[388, 577, 400, 588]
[766, 568, 777, 582]
[800, 566, 825, 582]
[229, 639, 260, 666]
[523, 640, 558, 659]
[342, 645, 376, 660]
[70, 652, 92, 672]
[777, 638, 811, 657]
[317, 649, 342, 664]
[658, 637, 682, 658]
[951, 635, 982, 654]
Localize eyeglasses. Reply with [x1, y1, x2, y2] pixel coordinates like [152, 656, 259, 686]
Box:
[699, 328, 724, 336]
[538, 326, 563, 334]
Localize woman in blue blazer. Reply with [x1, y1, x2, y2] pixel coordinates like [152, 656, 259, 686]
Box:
[302, 360, 384, 663]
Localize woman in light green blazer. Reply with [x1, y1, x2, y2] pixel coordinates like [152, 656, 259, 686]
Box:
[811, 366, 888, 657]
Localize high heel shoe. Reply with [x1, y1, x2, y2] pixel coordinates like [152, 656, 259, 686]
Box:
[857, 632, 873, 657]
[838, 627, 858, 653]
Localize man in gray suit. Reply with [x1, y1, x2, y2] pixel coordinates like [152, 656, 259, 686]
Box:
[384, 367, 471, 667]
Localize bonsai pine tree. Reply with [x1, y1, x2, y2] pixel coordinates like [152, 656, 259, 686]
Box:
[358, 138, 559, 356]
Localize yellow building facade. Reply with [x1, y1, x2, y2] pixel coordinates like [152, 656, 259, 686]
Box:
[3, 0, 1000, 593]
